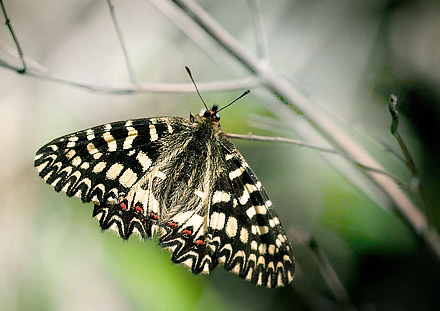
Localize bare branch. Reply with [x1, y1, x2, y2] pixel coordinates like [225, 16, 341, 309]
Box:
[247, 0, 270, 60]
[0, 43, 262, 93]
[289, 226, 355, 308]
[0, 0, 26, 73]
[226, 133, 407, 187]
[106, 0, 136, 83]
[309, 237, 351, 307]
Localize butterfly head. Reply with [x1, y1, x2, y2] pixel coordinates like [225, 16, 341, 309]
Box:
[202, 105, 220, 123]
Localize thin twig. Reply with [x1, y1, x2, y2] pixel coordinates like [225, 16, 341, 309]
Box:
[389, 94, 431, 223]
[226, 133, 408, 187]
[309, 237, 351, 307]
[168, 0, 440, 262]
[247, 0, 270, 60]
[0, 45, 262, 93]
[0, 0, 26, 73]
[106, 0, 136, 83]
[289, 225, 355, 309]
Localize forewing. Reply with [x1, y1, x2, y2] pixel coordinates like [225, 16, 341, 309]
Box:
[208, 143, 295, 288]
[34, 117, 185, 205]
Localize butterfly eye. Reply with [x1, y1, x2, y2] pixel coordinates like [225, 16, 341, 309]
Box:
[215, 112, 220, 121]
[203, 110, 210, 117]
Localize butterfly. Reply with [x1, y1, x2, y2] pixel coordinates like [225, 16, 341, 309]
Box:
[34, 68, 295, 288]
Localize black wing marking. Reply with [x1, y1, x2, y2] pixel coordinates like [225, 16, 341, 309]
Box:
[159, 212, 218, 274]
[92, 203, 158, 239]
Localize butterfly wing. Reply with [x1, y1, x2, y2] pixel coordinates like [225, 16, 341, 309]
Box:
[206, 140, 295, 287]
[35, 117, 186, 204]
[157, 137, 295, 287]
[35, 117, 189, 238]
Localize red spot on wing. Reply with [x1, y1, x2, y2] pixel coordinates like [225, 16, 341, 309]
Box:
[150, 212, 159, 220]
[135, 206, 143, 213]
[168, 221, 178, 228]
[120, 203, 127, 210]
[183, 229, 192, 236]
[195, 239, 204, 245]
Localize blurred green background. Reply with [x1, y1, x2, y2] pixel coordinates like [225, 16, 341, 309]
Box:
[1, 0, 439, 310]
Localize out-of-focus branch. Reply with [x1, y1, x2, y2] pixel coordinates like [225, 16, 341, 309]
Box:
[248, 0, 270, 61]
[226, 133, 407, 187]
[106, 0, 136, 83]
[0, 0, 26, 73]
[0, 44, 261, 93]
[0, 5, 260, 94]
[289, 226, 355, 309]
[309, 238, 351, 307]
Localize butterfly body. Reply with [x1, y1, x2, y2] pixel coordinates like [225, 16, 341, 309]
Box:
[35, 106, 294, 287]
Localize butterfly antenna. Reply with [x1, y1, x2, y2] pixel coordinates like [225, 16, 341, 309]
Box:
[218, 90, 250, 112]
[185, 66, 209, 110]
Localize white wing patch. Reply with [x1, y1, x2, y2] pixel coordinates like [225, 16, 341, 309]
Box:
[106, 163, 124, 180]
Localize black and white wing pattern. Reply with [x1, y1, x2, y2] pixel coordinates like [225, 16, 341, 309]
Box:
[35, 108, 295, 287]
[214, 141, 294, 287]
[159, 137, 294, 287]
[35, 117, 187, 237]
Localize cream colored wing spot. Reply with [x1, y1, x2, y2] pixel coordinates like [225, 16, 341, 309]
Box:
[250, 240, 258, 251]
[149, 124, 158, 141]
[239, 228, 249, 243]
[212, 191, 231, 204]
[72, 156, 82, 167]
[246, 205, 267, 219]
[93, 162, 107, 173]
[136, 151, 152, 171]
[103, 132, 117, 152]
[251, 225, 269, 235]
[36, 161, 49, 173]
[225, 154, 234, 160]
[229, 167, 245, 180]
[123, 126, 138, 149]
[65, 150, 76, 160]
[239, 189, 250, 205]
[86, 129, 95, 140]
[106, 163, 124, 180]
[210, 212, 226, 230]
[225, 216, 238, 237]
[87, 143, 98, 155]
[246, 207, 256, 219]
[259, 226, 269, 235]
[268, 244, 276, 255]
[118, 168, 138, 188]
